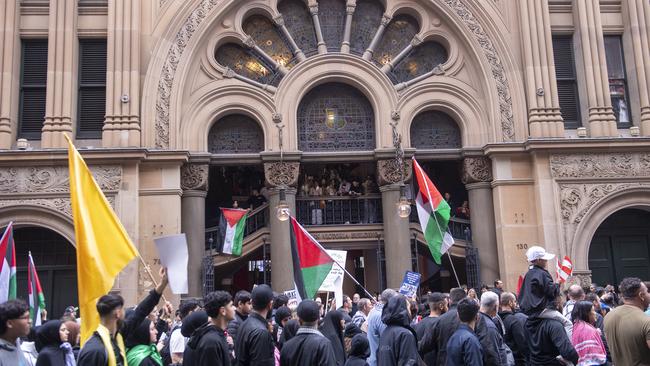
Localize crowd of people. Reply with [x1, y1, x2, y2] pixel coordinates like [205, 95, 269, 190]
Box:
[1, 247, 649, 366]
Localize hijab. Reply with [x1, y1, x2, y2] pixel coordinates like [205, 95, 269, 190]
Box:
[36, 320, 63, 350]
[278, 319, 300, 349]
[320, 310, 346, 365]
[36, 320, 75, 366]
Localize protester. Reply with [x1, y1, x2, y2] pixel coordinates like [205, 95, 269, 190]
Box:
[344, 322, 362, 355]
[418, 287, 466, 365]
[603, 277, 650, 366]
[350, 294, 360, 318]
[351, 298, 372, 329]
[277, 319, 299, 351]
[493, 280, 504, 298]
[273, 306, 291, 344]
[227, 290, 251, 345]
[446, 298, 483, 366]
[234, 284, 275, 365]
[338, 296, 353, 323]
[280, 300, 337, 366]
[414, 292, 447, 365]
[321, 310, 347, 365]
[191, 291, 236, 366]
[585, 293, 611, 362]
[477, 291, 509, 365]
[366, 288, 397, 366]
[468, 288, 478, 302]
[525, 293, 578, 366]
[35, 319, 75, 366]
[77, 267, 168, 366]
[22, 329, 39, 366]
[570, 301, 607, 366]
[376, 295, 419, 366]
[167, 298, 201, 364]
[499, 292, 528, 366]
[563, 285, 585, 321]
[345, 333, 370, 366]
[124, 313, 162, 366]
[519, 246, 559, 316]
[0, 299, 31, 366]
[180, 310, 209, 366]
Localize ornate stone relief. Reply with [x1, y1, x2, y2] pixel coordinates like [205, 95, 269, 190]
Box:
[376, 159, 413, 186]
[264, 162, 300, 188]
[442, 0, 515, 142]
[0, 196, 116, 219]
[0, 166, 122, 194]
[550, 153, 650, 179]
[461, 157, 492, 184]
[181, 164, 209, 191]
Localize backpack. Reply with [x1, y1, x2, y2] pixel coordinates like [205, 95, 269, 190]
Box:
[160, 324, 181, 366]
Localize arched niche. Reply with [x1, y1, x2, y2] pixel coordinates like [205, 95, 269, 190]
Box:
[208, 114, 265, 154]
[409, 110, 461, 149]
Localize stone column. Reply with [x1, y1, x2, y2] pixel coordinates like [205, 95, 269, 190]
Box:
[0, 0, 19, 148]
[363, 14, 391, 60]
[624, 0, 650, 135]
[574, 0, 618, 137]
[462, 157, 499, 285]
[42, 0, 77, 148]
[377, 159, 412, 289]
[274, 15, 307, 62]
[104, 0, 141, 147]
[519, 0, 564, 137]
[181, 164, 208, 297]
[340, 1, 356, 54]
[264, 161, 300, 292]
[308, 3, 328, 54]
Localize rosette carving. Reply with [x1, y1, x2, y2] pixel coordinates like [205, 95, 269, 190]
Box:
[264, 162, 300, 187]
[462, 157, 492, 184]
[377, 159, 412, 186]
[181, 164, 209, 191]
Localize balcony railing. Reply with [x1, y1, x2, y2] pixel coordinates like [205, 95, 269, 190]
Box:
[205, 203, 269, 251]
[410, 205, 471, 241]
[296, 195, 383, 225]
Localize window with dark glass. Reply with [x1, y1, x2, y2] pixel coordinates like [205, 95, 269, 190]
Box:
[208, 114, 264, 154]
[278, 0, 318, 56]
[389, 41, 448, 83]
[552, 35, 581, 129]
[19, 39, 48, 139]
[350, 0, 384, 56]
[215, 43, 280, 86]
[372, 14, 419, 67]
[604, 35, 631, 128]
[298, 82, 375, 152]
[77, 39, 107, 139]
[318, 0, 346, 51]
[410, 110, 461, 149]
[242, 15, 296, 69]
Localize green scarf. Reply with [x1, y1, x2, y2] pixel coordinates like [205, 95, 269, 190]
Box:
[126, 344, 163, 366]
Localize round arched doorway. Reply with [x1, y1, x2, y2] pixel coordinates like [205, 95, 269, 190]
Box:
[588, 208, 650, 286]
[14, 226, 77, 319]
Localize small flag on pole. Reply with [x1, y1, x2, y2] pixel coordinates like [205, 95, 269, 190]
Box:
[218, 208, 248, 256]
[516, 275, 524, 298]
[0, 222, 17, 303]
[28, 252, 46, 326]
[556, 256, 573, 283]
[412, 158, 454, 264]
[289, 216, 335, 300]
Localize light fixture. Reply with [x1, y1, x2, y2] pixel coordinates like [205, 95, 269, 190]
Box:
[397, 184, 411, 218]
[276, 187, 290, 221]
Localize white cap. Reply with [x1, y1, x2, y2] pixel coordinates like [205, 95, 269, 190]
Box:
[526, 246, 555, 262]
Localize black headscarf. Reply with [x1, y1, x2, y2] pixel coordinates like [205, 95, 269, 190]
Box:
[348, 333, 370, 359]
[344, 322, 362, 339]
[36, 320, 63, 351]
[320, 310, 346, 365]
[278, 319, 300, 350]
[181, 310, 209, 337]
[125, 318, 152, 349]
[381, 296, 411, 327]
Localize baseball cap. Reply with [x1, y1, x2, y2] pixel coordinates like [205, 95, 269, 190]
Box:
[526, 246, 555, 262]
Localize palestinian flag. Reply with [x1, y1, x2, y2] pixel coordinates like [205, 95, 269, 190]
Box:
[289, 217, 335, 300]
[218, 208, 247, 256]
[28, 252, 46, 326]
[413, 158, 454, 264]
[0, 222, 16, 303]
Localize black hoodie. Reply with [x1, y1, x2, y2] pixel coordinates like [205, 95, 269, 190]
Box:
[377, 296, 420, 366]
[181, 311, 209, 366]
[35, 320, 68, 366]
[345, 334, 370, 366]
[187, 323, 231, 366]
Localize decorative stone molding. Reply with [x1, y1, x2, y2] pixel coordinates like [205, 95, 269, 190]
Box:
[272, 113, 283, 124]
[377, 159, 412, 186]
[410, 35, 423, 47]
[390, 110, 400, 121]
[442, 0, 515, 142]
[181, 164, 209, 191]
[567, 270, 592, 289]
[0, 166, 122, 194]
[273, 15, 285, 27]
[380, 14, 391, 26]
[243, 36, 256, 49]
[550, 153, 650, 179]
[461, 157, 493, 184]
[0, 196, 116, 219]
[264, 162, 300, 188]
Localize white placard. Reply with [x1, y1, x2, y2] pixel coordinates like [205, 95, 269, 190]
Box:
[318, 250, 347, 309]
[154, 234, 189, 294]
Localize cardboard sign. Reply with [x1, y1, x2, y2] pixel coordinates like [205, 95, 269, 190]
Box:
[399, 271, 421, 298]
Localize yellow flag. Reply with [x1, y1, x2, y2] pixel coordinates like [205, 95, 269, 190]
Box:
[65, 135, 138, 343]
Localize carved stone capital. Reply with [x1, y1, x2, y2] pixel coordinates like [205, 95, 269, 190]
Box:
[391, 110, 400, 121]
[567, 270, 592, 290]
[273, 15, 285, 27]
[410, 35, 423, 47]
[377, 159, 412, 186]
[243, 36, 256, 49]
[272, 113, 283, 124]
[309, 5, 319, 15]
[181, 164, 209, 191]
[462, 157, 493, 184]
[381, 14, 392, 26]
[223, 67, 236, 78]
[264, 162, 300, 188]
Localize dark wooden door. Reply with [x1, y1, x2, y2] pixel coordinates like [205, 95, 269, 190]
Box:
[588, 209, 650, 286]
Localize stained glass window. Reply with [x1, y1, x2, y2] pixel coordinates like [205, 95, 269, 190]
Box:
[318, 0, 346, 51]
[215, 43, 281, 86]
[410, 111, 461, 149]
[278, 0, 318, 56]
[298, 82, 375, 151]
[372, 14, 419, 66]
[208, 114, 264, 154]
[243, 15, 296, 69]
[389, 41, 448, 83]
[350, 0, 384, 56]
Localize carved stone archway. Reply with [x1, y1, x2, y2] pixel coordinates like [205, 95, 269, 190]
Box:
[0, 205, 76, 245]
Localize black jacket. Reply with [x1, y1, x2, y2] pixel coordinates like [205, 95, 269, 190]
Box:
[476, 313, 507, 366]
[227, 311, 248, 344]
[36, 320, 68, 366]
[499, 311, 529, 366]
[187, 324, 232, 366]
[320, 311, 346, 366]
[525, 316, 578, 366]
[78, 289, 161, 366]
[377, 296, 420, 366]
[345, 334, 369, 366]
[234, 312, 274, 366]
[418, 306, 460, 366]
[518, 265, 559, 316]
[414, 316, 440, 366]
[280, 328, 338, 366]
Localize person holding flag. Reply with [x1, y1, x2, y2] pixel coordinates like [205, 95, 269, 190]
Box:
[518, 246, 560, 317]
[0, 222, 16, 303]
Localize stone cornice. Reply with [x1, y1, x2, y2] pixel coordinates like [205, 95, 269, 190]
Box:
[484, 138, 650, 156]
[0, 149, 190, 165]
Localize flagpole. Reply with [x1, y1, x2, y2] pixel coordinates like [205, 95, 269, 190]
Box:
[331, 259, 377, 302]
[445, 251, 461, 288]
[138, 256, 167, 302]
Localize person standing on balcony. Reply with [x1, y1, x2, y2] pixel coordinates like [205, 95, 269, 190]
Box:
[455, 200, 470, 219]
[247, 189, 266, 209]
[338, 179, 351, 196]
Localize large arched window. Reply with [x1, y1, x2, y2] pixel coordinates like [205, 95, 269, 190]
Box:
[298, 82, 375, 152]
[208, 114, 264, 153]
[278, 0, 318, 56]
[243, 15, 296, 69]
[373, 14, 420, 66]
[410, 110, 461, 149]
[350, 0, 384, 55]
[215, 43, 280, 85]
[389, 41, 448, 83]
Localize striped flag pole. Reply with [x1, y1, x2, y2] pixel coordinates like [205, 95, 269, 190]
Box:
[28, 251, 46, 326]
